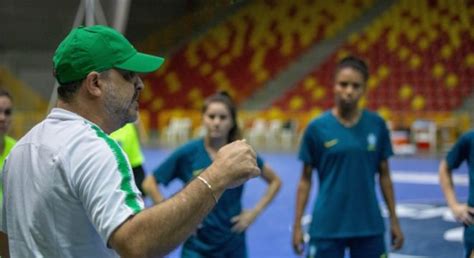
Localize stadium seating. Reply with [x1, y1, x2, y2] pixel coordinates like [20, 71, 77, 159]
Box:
[140, 0, 375, 130]
[271, 0, 474, 122]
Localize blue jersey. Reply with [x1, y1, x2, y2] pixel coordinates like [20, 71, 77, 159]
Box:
[299, 110, 393, 238]
[153, 138, 264, 253]
[446, 131, 474, 246]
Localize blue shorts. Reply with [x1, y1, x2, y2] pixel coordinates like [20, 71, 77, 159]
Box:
[308, 234, 386, 258]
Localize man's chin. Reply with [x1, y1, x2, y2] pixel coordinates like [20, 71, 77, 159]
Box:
[126, 111, 138, 124]
[128, 116, 138, 124]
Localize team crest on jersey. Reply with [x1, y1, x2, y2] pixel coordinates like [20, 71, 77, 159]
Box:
[367, 133, 376, 151]
[324, 139, 338, 148]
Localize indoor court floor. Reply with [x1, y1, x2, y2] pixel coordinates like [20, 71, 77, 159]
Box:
[142, 148, 469, 258]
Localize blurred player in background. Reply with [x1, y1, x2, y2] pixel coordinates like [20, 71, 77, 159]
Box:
[143, 91, 281, 258]
[0, 88, 15, 255]
[0, 89, 15, 198]
[292, 56, 403, 258]
[439, 131, 474, 258]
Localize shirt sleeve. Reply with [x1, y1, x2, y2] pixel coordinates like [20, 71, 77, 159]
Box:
[298, 123, 320, 168]
[379, 119, 394, 161]
[446, 133, 471, 170]
[153, 147, 187, 186]
[69, 136, 144, 245]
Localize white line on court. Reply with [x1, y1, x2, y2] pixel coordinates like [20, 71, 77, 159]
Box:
[388, 254, 429, 258]
[391, 171, 468, 186]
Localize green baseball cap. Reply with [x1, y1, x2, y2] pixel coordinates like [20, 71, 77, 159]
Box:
[53, 25, 164, 85]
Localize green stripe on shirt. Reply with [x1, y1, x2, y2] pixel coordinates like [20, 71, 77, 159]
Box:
[90, 124, 142, 214]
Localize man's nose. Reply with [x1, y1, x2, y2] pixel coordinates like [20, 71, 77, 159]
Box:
[135, 77, 144, 91]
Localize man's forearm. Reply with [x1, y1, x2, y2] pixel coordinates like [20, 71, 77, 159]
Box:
[111, 168, 224, 257]
[110, 139, 261, 257]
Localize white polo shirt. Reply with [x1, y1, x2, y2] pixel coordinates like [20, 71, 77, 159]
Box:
[1, 108, 144, 257]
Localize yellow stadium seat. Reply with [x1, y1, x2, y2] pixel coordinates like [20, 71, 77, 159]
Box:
[405, 27, 420, 42]
[432, 63, 445, 78]
[267, 107, 284, 120]
[398, 47, 410, 61]
[140, 80, 153, 103]
[465, 53, 474, 67]
[445, 73, 459, 89]
[411, 95, 425, 111]
[203, 40, 219, 59]
[367, 77, 379, 90]
[377, 66, 390, 79]
[255, 69, 269, 82]
[303, 77, 317, 90]
[418, 37, 430, 50]
[280, 36, 294, 56]
[250, 49, 266, 72]
[151, 98, 164, 112]
[192, 99, 204, 110]
[449, 28, 461, 49]
[357, 41, 369, 53]
[377, 106, 392, 121]
[289, 96, 304, 111]
[309, 107, 323, 119]
[219, 54, 232, 66]
[185, 44, 200, 67]
[311, 87, 326, 101]
[188, 88, 202, 101]
[348, 33, 360, 45]
[358, 96, 367, 109]
[199, 63, 213, 76]
[165, 72, 181, 93]
[337, 50, 351, 60]
[399, 84, 413, 100]
[409, 55, 422, 69]
[441, 44, 453, 59]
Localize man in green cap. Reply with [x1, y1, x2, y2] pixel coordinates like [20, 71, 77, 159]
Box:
[0, 25, 260, 257]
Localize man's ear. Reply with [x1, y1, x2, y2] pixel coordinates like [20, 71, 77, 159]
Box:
[84, 71, 104, 97]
